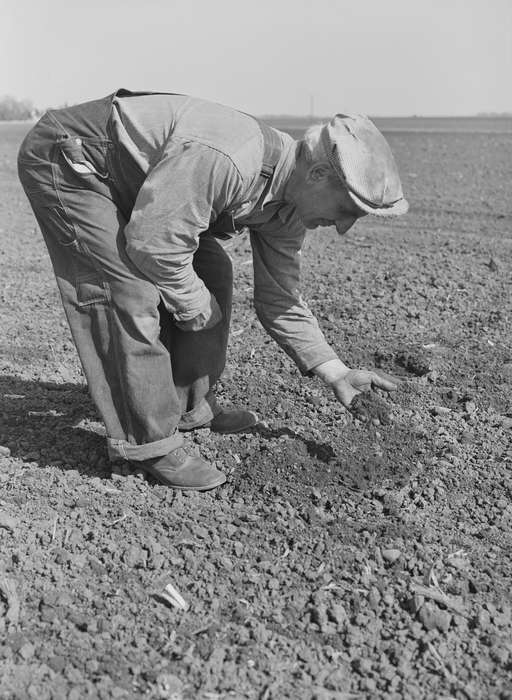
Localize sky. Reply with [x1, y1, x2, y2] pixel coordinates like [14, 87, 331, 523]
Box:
[1, 0, 511, 117]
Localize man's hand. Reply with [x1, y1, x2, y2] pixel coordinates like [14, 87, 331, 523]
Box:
[330, 369, 398, 409]
[312, 359, 399, 424]
[175, 294, 223, 332]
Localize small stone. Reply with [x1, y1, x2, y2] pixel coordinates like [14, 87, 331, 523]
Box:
[383, 591, 395, 606]
[418, 602, 452, 631]
[0, 446, 11, 457]
[363, 677, 377, 693]
[382, 549, 402, 564]
[48, 655, 67, 673]
[221, 556, 234, 570]
[502, 362, 512, 379]
[431, 406, 451, 416]
[18, 642, 35, 660]
[477, 608, 492, 630]
[448, 556, 469, 570]
[490, 645, 509, 665]
[39, 604, 57, 623]
[7, 633, 26, 652]
[156, 672, 183, 696]
[409, 621, 424, 639]
[368, 586, 381, 610]
[122, 545, 147, 568]
[352, 657, 372, 675]
[494, 605, 512, 627]
[328, 603, 348, 627]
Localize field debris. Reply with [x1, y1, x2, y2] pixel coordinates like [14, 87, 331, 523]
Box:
[411, 582, 466, 617]
[105, 512, 129, 527]
[157, 582, 190, 612]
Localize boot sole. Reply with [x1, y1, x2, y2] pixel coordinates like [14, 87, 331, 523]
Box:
[210, 411, 260, 434]
[138, 465, 227, 491]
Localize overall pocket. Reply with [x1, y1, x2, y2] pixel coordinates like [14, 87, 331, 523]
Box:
[59, 136, 109, 181]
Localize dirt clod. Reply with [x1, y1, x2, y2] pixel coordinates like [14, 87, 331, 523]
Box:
[349, 391, 392, 424]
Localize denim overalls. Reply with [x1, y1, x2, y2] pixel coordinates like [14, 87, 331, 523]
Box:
[17, 90, 282, 462]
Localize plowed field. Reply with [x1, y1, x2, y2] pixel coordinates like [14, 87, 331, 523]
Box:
[1, 119, 512, 699]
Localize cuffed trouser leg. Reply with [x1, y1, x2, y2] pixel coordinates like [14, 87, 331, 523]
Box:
[33, 206, 184, 461]
[159, 234, 233, 430]
[18, 128, 183, 462]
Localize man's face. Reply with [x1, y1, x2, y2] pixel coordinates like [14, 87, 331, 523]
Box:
[292, 164, 363, 233]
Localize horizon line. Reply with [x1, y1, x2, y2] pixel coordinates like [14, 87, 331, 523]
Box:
[260, 112, 512, 121]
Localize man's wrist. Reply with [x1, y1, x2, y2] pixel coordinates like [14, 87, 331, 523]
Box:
[312, 359, 351, 385]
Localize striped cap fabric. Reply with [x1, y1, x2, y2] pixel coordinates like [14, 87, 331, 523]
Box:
[321, 114, 409, 218]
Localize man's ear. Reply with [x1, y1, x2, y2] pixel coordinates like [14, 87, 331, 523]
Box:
[306, 161, 332, 184]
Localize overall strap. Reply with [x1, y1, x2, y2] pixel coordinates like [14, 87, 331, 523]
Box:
[255, 119, 283, 179]
[209, 119, 284, 238]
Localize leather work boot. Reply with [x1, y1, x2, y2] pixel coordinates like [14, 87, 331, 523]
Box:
[137, 447, 226, 491]
[208, 409, 259, 434]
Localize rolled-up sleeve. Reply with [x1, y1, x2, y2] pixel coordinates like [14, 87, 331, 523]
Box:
[250, 210, 338, 373]
[124, 136, 242, 321]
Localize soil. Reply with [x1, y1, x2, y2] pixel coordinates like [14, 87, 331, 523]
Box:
[1, 121, 512, 699]
[348, 392, 393, 425]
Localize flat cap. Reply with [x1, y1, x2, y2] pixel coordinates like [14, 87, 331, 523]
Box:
[321, 114, 409, 219]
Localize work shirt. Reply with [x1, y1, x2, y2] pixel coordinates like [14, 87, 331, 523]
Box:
[111, 93, 338, 373]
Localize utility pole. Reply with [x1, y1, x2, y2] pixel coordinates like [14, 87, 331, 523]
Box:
[309, 94, 315, 123]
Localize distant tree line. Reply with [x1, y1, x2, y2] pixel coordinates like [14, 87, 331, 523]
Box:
[0, 95, 41, 121]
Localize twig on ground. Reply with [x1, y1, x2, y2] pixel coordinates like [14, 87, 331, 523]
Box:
[50, 517, 58, 544]
[231, 327, 246, 337]
[105, 513, 128, 527]
[428, 641, 453, 680]
[411, 582, 466, 616]
[447, 549, 468, 559]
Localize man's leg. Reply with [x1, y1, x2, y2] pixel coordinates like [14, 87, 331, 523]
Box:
[159, 234, 231, 428]
[159, 234, 258, 432]
[18, 127, 225, 488]
[26, 190, 185, 456]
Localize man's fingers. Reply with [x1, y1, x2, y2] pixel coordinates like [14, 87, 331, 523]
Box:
[371, 371, 399, 392]
[332, 380, 359, 409]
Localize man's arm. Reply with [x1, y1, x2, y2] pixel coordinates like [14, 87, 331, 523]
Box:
[250, 211, 398, 410]
[123, 136, 242, 329]
[250, 209, 339, 373]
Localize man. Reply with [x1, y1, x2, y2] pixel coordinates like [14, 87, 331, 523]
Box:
[17, 89, 408, 491]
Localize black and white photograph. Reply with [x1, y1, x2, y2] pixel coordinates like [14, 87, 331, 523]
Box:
[1, 0, 511, 697]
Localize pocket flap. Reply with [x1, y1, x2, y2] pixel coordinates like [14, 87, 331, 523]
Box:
[76, 274, 108, 306]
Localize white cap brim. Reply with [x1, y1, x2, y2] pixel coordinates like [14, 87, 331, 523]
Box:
[348, 191, 409, 218]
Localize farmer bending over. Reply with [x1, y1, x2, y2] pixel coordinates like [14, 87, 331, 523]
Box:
[18, 89, 408, 491]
